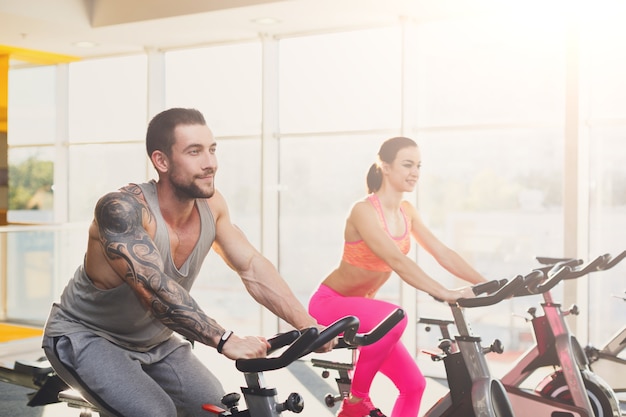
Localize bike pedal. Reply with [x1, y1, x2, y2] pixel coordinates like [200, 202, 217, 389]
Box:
[202, 403, 228, 415]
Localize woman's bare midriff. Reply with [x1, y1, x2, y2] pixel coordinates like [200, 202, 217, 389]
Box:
[321, 261, 392, 298]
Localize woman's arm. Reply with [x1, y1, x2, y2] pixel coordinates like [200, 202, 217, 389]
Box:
[404, 202, 487, 285]
[349, 201, 474, 303]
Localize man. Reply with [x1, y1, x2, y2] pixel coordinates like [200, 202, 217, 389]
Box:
[42, 108, 331, 417]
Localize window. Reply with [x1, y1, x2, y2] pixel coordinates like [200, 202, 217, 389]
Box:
[166, 42, 262, 137]
[7, 65, 56, 223]
[69, 55, 147, 143]
[67, 54, 148, 221]
[166, 43, 264, 334]
[587, 8, 626, 345]
[280, 28, 402, 133]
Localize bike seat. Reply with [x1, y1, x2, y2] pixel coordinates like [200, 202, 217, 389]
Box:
[14, 358, 54, 377]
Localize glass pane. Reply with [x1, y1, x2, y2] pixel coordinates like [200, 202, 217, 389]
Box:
[588, 7, 626, 119]
[588, 130, 626, 345]
[68, 55, 147, 143]
[165, 43, 262, 137]
[8, 66, 57, 145]
[280, 28, 402, 133]
[415, 16, 566, 126]
[278, 133, 402, 306]
[416, 129, 564, 355]
[7, 146, 55, 223]
[68, 143, 148, 222]
[192, 137, 263, 335]
[5, 224, 86, 323]
[586, 8, 626, 346]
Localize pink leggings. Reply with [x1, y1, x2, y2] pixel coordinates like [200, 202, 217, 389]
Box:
[309, 285, 426, 417]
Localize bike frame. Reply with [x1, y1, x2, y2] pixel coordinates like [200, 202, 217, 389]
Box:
[586, 324, 626, 393]
[501, 255, 621, 417]
[422, 277, 524, 417]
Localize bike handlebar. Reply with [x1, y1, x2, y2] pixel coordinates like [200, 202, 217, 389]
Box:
[472, 279, 507, 296]
[456, 275, 526, 308]
[266, 330, 302, 354]
[235, 315, 360, 373]
[430, 278, 507, 304]
[511, 270, 545, 297]
[600, 250, 626, 270]
[334, 308, 406, 349]
[236, 327, 318, 373]
[532, 254, 609, 294]
[303, 315, 360, 355]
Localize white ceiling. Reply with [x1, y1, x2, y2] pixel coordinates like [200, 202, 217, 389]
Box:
[0, 0, 492, 65]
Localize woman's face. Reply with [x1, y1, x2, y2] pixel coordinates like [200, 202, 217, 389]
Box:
[384, 146, 421, 192]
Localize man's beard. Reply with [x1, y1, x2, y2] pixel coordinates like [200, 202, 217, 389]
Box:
[171, 175, 215, 200]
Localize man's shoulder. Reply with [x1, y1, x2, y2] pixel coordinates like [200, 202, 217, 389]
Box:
[119, 182, 149, 195]
[95, 184, 149, 215]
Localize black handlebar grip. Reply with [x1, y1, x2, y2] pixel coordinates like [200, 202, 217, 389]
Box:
[563, 254, 610, 280]
[303, 315, 360, 356]
[535, 254, 606, 293]
[534, 265, 572, 293]
[472, 279, 506, 296]
[599, 250, 626, 270]
[236, 327, 319, 373]
[457, 275, 525, 308]
[513, 269, 545, 296]
[536, 256, 577, 265]
[266, 330, 301, 355]
[347, 308, 405, 347]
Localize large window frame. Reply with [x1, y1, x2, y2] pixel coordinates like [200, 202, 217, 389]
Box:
[1, 11, 618, 360]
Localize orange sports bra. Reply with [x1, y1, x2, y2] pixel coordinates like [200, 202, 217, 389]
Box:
[342, 194, 411, 272]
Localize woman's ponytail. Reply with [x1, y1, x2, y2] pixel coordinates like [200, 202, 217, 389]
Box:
[366, 163, 382, 194]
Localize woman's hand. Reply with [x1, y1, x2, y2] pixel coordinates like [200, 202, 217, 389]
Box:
[442, 286, 475, 303]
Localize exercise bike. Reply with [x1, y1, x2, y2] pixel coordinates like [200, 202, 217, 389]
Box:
[314, 278, 527, 417]
[498, 254, 622, 417]
[420, 276, 528, 417]
[538, 250, 626, 412]
[584, 289, 626, 400]
[202, 314, 362, 417]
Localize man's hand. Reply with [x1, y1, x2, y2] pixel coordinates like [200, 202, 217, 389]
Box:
[312, 325, 338, 353]
[220, 334, 271, 360]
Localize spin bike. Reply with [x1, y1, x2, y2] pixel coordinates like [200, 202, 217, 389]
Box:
[585, 289, 626, 397]
[314, 278, 527, 417]
[420, 276, 527, 417]
[539, 251, 626, 407]
[202, 314, 362, 417]
[499, 254, 622, 417]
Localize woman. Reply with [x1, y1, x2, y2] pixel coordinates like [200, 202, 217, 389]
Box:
[309, 136, 487, 417]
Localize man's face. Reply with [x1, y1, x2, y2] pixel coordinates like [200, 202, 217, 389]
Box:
[167, 124, 218, 199]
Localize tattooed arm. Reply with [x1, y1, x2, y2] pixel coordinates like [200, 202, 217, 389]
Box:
[92, 187, 268, 359]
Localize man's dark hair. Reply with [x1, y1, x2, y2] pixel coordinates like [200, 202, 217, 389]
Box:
[146, 108, 206, 157]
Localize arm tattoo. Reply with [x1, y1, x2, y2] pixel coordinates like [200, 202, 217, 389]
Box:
[94, 189, 223, 346]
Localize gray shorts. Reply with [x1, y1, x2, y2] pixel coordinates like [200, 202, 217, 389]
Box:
[42, 331, 225, 417]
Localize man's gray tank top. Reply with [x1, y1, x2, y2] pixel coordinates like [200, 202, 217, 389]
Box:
[44, 180, 216, 351]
